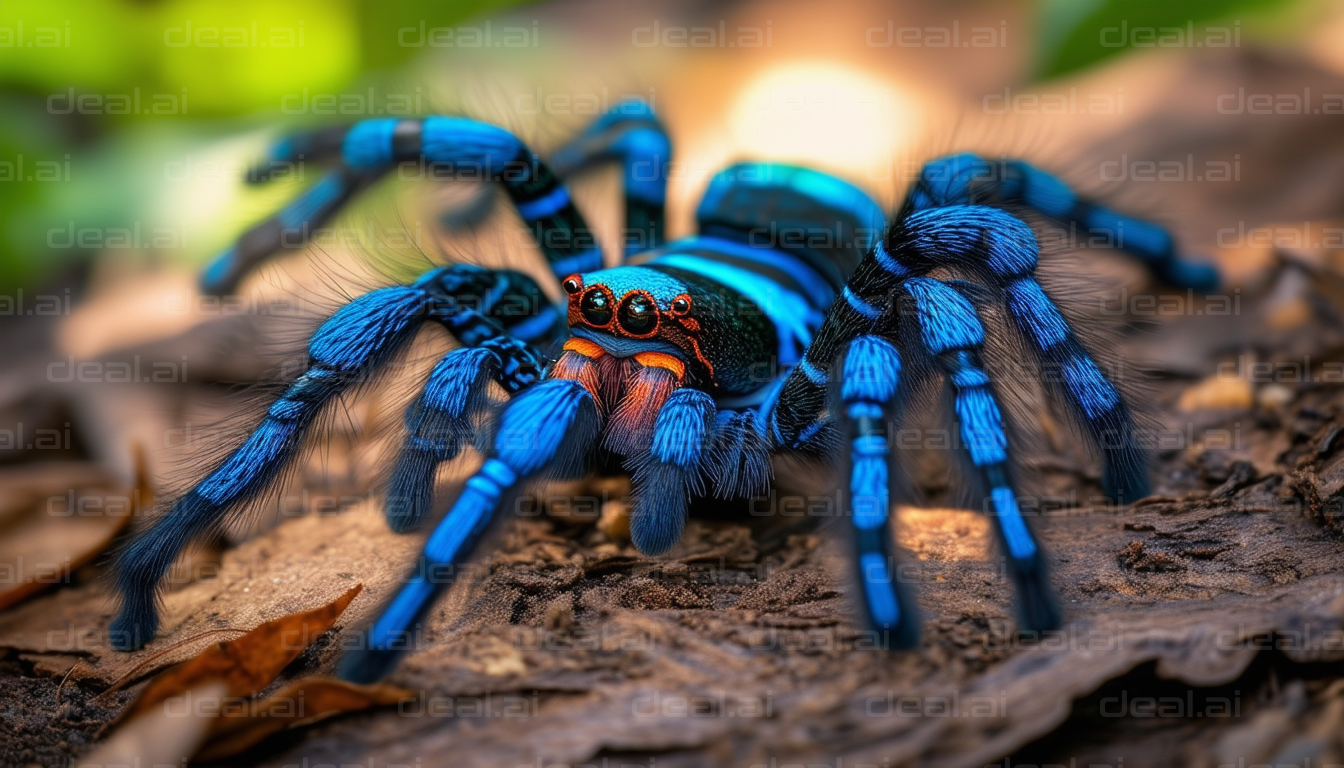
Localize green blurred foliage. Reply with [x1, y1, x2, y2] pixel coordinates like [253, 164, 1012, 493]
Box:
[0, 0, 535, 113]
[0, 0, 532, 294]
[0, 0, 1317, 295]
[1037, 0, 1298, 78]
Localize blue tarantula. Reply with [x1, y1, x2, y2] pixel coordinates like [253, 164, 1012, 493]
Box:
[109, 100, 1218, 682]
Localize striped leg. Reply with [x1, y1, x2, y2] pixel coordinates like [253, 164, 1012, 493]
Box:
[624, 363, 815, 554]
[413, 263, 564, 347]
[347, 118, 601, 278]
[339, 379, 599, 683]
[202, 167, 369, 294]
[110, 284, 435, 650]
[767, 238, 905, 452]
[905, 153, 1219, 291]
[630, 394, 785, 553]
[550, 99, 671, 258]
[112, 262, 557, 651]
[1001, 276, 1146, 501]
[836, 335, 921, 648]
[901, 278, 1060, 632]
[778, 205, 1148, 499]
[889, 206, 1147, 501]
[202, 117, 603, 294]
[244, 123, 350, 182]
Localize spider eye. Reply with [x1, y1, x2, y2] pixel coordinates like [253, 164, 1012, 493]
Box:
[670, 296, 691, 315]
[580, 288, 612, 326]
[562, 276, 583, 295]
[618, 293, 658, 335]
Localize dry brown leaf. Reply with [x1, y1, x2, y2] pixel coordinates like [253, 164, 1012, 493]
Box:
[194, 677, 415, 761]
[83, 585, 366, 767]
[115, 583, 362, 725]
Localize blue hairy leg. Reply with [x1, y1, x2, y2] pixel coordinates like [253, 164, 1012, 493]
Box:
[202, 116, 601, 294]
[628, 370, 844, 557]
[706, 409, 775, 498]
[383, 266, 553, 534]
[550, 99, 670, 258]
[836, 335, 921, 648]
[201, 166, 368, 294]
[412, 263, 564, 347]
[386, 348, 495, 533]
[385, 332, 545, 534]
[244, 123, 349, 181]
[901, 277, 1060, 632]
[110, 285, 433, 650]
[906, 153, 1218, 291]
[339, 379, 600, 683]
[1000, 275, 1148, 500]
[627, 388, 716, 555]
[113, 261, 555, 651]
[628, 364, 849, 557]
[841, 206, 1149, 501]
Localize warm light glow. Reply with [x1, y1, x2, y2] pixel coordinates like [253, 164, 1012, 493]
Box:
[729, 62, 922, 181]
[151, 130, 291, 261]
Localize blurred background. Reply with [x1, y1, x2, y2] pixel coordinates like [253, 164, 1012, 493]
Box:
[0, 0, 1337, 298]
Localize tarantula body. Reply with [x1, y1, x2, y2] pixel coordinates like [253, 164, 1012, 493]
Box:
[109, 100, 1218, 683]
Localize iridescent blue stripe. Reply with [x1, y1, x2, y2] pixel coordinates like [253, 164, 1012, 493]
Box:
[515, 186, 570, 221]
[873, 240, 908, 278]
[269, 136, 295, 162]
[799, 420, 825, 444]
[550, 249, 603, 277]
[277, 172, 345, 229]
[368, 578, 434, 648]
[651, 253, 820, 365]
[342, 119, 399, 168]
[505, 304, 558, 340]
[1087, 207, 1170, 258]
[1021, 165, 1077, 218]
[955, 386, 1008, 467]
[619, 127, 670, 204]
[1061, 356, 1120, 419]
[849, 435, 889, 531]
[681, 236, 836, 308]
[904, 278, 983, 354]
[799, 358, 828, 386]
[1005, 279, 1068, 349]
[202, 247, 235, 289]
[843, 286, 882, 320]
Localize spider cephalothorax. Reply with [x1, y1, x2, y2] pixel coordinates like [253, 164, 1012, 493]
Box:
[559, 264, 779, 390]
[109, 99, 1220, 684]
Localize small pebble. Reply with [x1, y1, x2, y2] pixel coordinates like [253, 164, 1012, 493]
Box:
[598, 499, 631, 542]
[1177, 375, 1253, 412]
[1258, 383, 1295, 411]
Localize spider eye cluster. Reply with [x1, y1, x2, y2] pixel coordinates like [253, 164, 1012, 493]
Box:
[618, 293, 657, 335]
[580, 288, 612, 326]
[566, 276, 692, 338]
